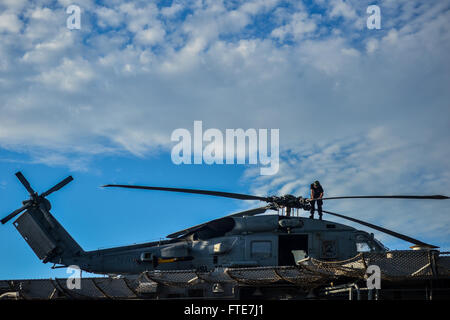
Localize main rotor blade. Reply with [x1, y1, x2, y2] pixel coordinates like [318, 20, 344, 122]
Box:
[166, 206, 270, 239]
[15, 171, 35, 195]
[1, 204, 31, 225]
[314, 195, 449, 201]
[226, 206, 272, 218]
[40, 176, 74, 198]
[322, 210, 439, 248]
[103, 185, 269, 201]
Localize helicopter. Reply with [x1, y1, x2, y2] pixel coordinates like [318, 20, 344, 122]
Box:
[1, 171, 448, 275]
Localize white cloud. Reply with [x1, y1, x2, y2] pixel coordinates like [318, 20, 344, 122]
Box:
[240, 0, 280, 15]
[271, 12, 317, 41]
[119, 2, 159, 34]
[30, 6, 54, 20]
[135, 25, 166, 46]
[161, 3, 184, 18]
[0, 0, 27, 12]
[0, 0, 448, 211]
[329, 0, 357, 20]
[22, 31, 75, 64]
[32, 57, 95, 92]
[297, 37, 361, 75]
[383, 28, 399, 44]
[365, 38, 378, 53]
[96, 6, 124, 28]
[0, 12, 23, 33]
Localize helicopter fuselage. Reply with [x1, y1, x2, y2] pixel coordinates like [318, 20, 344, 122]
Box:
[67, 215, 385, 275]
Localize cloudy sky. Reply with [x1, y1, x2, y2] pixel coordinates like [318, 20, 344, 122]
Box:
[0, 0, 449, 279]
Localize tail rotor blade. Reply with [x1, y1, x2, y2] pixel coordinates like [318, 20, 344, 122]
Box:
[15, 171, 35, 195]
[322, 210, 438, 248]
[40, 176, 73, 198]
[3, 172, 73, 225]
[1, 204, 31, 225]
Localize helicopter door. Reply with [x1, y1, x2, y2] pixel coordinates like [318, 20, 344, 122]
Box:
[278, 235, 308, 266]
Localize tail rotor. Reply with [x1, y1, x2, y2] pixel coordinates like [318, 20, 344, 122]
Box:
[1, 172, 73, 225]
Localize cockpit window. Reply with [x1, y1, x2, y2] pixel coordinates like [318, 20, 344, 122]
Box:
[356, 242, 371, 252]
[354, 232, 387, 252]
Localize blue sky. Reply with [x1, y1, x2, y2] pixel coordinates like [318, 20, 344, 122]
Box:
[0, 0, 449, 279]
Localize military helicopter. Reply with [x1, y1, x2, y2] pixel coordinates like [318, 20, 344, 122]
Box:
[1, 172, 448, 275]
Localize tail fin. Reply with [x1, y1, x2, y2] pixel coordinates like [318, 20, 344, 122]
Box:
[13, 207, 84, 264]
[2, 172, 84, 265]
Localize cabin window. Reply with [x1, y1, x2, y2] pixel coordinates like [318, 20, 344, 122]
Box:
[140, 252, 153, 262]
[251, 241, 272, 259]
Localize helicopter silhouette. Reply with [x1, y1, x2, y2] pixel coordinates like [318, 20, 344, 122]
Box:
[2, 172, 448, 275]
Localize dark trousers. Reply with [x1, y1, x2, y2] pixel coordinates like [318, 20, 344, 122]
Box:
[310, 200, 323, 219]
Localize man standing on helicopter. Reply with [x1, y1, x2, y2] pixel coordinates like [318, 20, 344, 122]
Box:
[310, 180, 324, 220]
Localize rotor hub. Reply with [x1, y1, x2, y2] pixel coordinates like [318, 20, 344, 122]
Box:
[267, 194, 311, 210]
